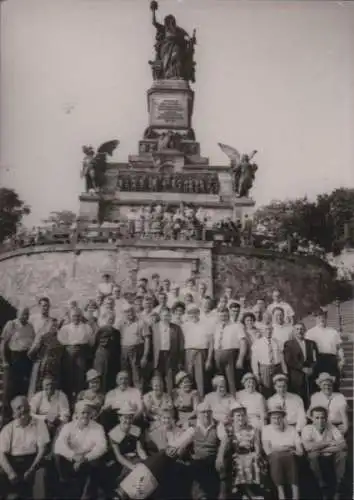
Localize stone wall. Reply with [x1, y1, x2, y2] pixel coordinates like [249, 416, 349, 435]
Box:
[213, 247, 335, 318]
[0, 242, 213, 316]
[0, 243, 335, 319]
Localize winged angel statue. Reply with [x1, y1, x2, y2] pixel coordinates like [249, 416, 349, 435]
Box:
[218, 143, 258, 197]
[81, 140, 119, 193]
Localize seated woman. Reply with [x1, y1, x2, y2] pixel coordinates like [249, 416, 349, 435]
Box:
[101, 370, 143, 431]
[54, 400, 107, 499]
[0, 396, 50, 499]
[30, 375, 70, 437]
[218, 402, 266, 499]
[77, 369, 105, 421]
[309, 372, 348, 435]
[173, 371, 199, 428]
[108, 402, 147, 483]
[261, 404, 303, 500]
[204, 375, 236, 425]
[236, 373, 267, 429]
[143, 374, 173, 430]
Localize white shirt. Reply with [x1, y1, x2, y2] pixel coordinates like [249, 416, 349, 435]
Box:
[0, 418, 50, 456]
[58, 323, 93, 346]
[183, 321, 211, 350]
[236, 390, 266, 428]
[213, 321, 245, 350]
[159, 323, 171, 351]
[267, 392, 306, 432]
[97, 282, 114, 296]
[114, 298, 130, 326]
[272, 324, 294, 349]
[54, 420, 107, 461]
[200, 310, 218, 333]
[306, 326, 341, 355]
[103, 387, 143, 414]
[301, 423, 345, 454]
[30, 390, 70, 422]
[261, 424, 301, 454]
[309, 392, 348, 425]
[251, 337, 285, 374]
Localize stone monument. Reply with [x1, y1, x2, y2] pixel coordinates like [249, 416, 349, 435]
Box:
[79, 1, 256, 224]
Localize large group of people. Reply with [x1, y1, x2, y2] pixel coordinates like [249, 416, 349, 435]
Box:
[0, 274, 349, 500]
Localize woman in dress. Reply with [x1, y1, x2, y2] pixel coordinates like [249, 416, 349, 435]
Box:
[93, 311, 121, 393]
[236, 373, 267, 429]
[309, 372, 348, 435]
[143, 374, 173, 430]
[83, 300, 99, 340]
[27, 318, 65, 399]
[219, 402, 266, 498]
[109, 402, 148, 483]
[173, 371, 199, 428]
[240, 312, 262, 373]
[204, 375, 236, 425]
[77, 369, 105, 421]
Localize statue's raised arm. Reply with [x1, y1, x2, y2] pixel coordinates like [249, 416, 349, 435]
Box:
[148, 1, 197, 82]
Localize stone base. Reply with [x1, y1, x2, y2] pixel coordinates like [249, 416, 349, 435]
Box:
[147, 79, 194, 130]
[79, 196, 100, 221]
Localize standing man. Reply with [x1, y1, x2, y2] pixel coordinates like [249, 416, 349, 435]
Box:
[195, 282, 208, 308]
[306, 309, 344, 391]
[153, 291, 169, 316]
[31, 296, 55, 339]
[284, 322, 318, 406]
[251, 324, 287, 398]
[271, 307, 295, 350]
[117, 305, 151, 391]
[212, 308, 247, 394]
[183, 305, 213, 398]
[151, 307, 184, 395]
[112, 284, 129, 326]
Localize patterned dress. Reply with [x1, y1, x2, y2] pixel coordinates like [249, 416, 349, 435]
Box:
[143, 391, 173, 429]
[173, 389, 199, 428]
[225, 423, 266, 489]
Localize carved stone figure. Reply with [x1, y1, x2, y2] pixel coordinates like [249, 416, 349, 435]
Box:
[149, 1, 196, 82]
[218, 143, 258, 196]
[81, 140, 119, 192]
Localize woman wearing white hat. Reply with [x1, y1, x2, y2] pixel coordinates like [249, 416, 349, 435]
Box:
[173, 371, 199, 429]
[261, 404, 303, 500]
[109, 402, 147, 482]
[236, 373, 266, 429]
[218, 402, 266, 499]
[143, 374, 173, 430]
[308, 373, 348, 435]
[77, 369, 105, 421]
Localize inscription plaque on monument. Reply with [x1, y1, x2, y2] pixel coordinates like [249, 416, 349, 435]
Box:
[149, 92, 189, 128]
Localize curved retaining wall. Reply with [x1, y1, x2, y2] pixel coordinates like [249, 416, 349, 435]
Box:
[0, 242, 335, 319]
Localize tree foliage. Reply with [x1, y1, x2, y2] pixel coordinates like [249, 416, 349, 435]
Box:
[254, 188, 354, 252]
[0, 188, 30, 243]
[43, 210, 77, 227]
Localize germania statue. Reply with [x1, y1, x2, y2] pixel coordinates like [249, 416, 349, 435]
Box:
[149, 0, 196, 82]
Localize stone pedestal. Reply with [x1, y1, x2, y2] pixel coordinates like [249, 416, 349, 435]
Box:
[147, 79, 194, 130]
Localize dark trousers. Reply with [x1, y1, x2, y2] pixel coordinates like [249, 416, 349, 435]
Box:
[214, 349, 239, 395]
[121, 344, 144, 390]
[0, 453, 36, 499]
[55, 455, 103, 500]
[156, 350, 175, 396]
[3, 352, 32, 421]
[185, 349, 208, 398]
[191, 458, 220, 499]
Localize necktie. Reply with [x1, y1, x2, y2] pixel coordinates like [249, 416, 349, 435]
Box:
[218, 324, 225, 350]
[267, 338, 274, 365]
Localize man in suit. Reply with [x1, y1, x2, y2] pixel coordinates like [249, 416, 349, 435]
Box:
[151, 307, 184, 395]
[284, 322, 318, 407]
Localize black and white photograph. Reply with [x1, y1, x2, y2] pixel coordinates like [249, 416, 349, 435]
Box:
[0, 0, 353, 498]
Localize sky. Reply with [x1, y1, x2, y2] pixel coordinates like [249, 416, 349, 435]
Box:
[1, 0, 354, 225]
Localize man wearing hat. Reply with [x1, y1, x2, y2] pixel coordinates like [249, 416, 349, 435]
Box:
[301, 406, 347, 500]
[183, 304, 213, 398]
[54, 400, 107, 498]
[267, 374, 306, 433]
[306, 308, 344, 391]
[116, 304, 151, 390]
[190, 401, 225, 500]
[262, 403, 303, 500]
[309, 373, 348, 435]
